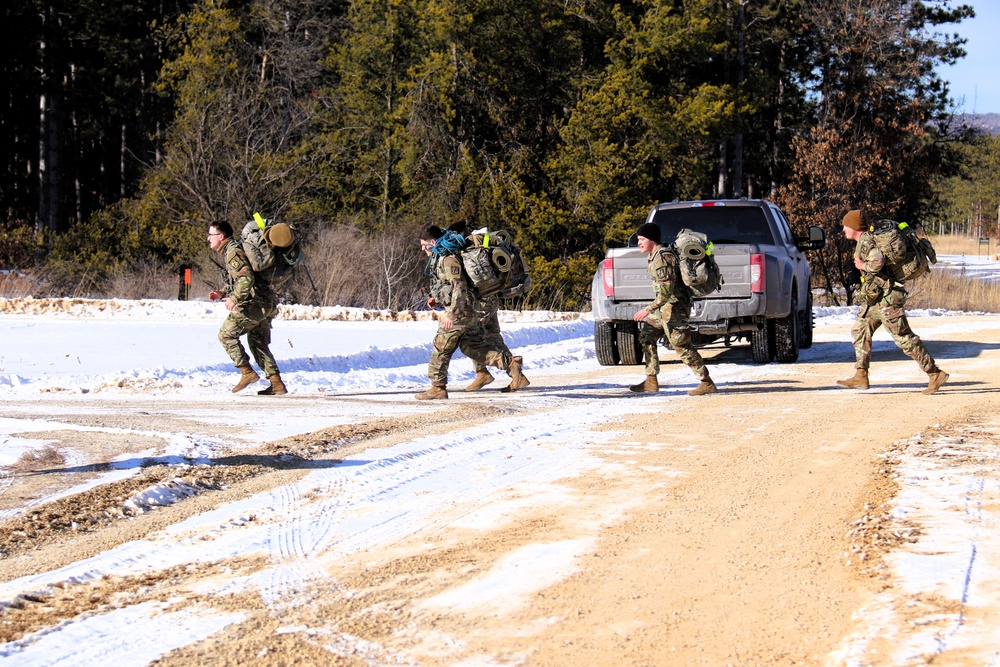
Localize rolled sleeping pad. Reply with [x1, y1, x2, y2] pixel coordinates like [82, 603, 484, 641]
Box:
[491, 247, 513, 272]
[677, 242, 706, 260]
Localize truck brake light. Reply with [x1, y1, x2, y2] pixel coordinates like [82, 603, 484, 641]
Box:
[750, 254, 764, 293]
[602, 258, 615, 296]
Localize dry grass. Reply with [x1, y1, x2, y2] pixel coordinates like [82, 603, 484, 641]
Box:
[906, 268, 1000, 313]
[928, 234, 998, 257]
[900, 235, 1000, 313]
[0, 271, 41, 298]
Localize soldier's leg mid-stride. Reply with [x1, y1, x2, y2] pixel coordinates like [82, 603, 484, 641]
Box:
[630, 313, 716, 397]
[466, 298, 508, 391]
[416, 320, 529, 400]
[836, 299, 948, 395]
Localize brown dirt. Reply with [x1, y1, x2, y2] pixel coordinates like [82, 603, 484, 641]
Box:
[2, 314, 999, 666]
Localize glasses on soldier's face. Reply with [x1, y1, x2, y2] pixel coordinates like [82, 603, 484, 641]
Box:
[420, 241, 434, 250]
[208, 232, 223, 237]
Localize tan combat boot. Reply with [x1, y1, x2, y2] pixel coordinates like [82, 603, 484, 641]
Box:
[922, 369, 949, 395]
[629, 375, 659, 393]
[501, 356, 530, 393]
[836, 369, 869, 390]
[232, 364, 260, 393]
[688, 379, 717, 396]
[465, 370, 495, 391]
[416, 385, 448, 400]
[258, 374, 287, 395]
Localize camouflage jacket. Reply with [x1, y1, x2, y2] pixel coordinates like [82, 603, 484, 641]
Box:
[428, 253, 477, 321]
[854, 232, 907, 306]
[855, 232, 887, 277]
[646, 245, 691, 317]
[220, 239, 273, 310]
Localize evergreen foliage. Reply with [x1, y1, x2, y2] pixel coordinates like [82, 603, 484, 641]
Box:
[931, 132, 1000, 238]
[775, 0, 973, 304]
[0, 0, 984, 308]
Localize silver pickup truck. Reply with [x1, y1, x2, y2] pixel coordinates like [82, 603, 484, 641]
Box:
[591, 199, 826, 365]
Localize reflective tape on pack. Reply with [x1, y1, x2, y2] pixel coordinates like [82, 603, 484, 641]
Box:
[253, 212, 266, 230]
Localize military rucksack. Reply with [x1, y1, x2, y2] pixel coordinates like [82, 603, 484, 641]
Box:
[460, 228, 531, 299]
[871, 219, 936, 282]
[671, 228, 723, 296]
[241, 212, 304, 287]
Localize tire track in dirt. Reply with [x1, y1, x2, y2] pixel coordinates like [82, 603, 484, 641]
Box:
[251, 401, 639, 611]
[0, 405, 507, 585]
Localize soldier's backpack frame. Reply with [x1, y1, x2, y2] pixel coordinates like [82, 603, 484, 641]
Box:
[459, 229, 532, 299]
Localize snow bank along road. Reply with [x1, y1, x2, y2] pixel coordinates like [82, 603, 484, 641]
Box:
[1, 300, 1000, 665]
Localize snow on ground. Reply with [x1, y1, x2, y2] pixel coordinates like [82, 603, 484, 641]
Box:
[1, 254, 999, 664]
[936, 252, 1000, 285]
[0, 299, 590, 397]
[830, 420, 1000, 666]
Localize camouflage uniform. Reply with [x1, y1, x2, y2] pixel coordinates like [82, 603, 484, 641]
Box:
[848, 232, 938, 373]
[217, 238, 280, 377]
[640, 246, 709, 380]
[426, 254, 512, 387]
[470, 294, 511, 374]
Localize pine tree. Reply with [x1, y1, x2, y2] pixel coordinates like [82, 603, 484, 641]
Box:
[775, 0, 973, 302]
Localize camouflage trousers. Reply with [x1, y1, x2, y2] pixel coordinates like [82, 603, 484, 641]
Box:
[218, 304, 280, 377]
[471, 296, 511, 374]
[850, 290, 936, 373]
[639, 308, 709, 380]
[428, 315, 513, 387]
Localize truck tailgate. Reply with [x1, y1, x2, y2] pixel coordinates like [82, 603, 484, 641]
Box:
[608, 245, 755, 301]
[712, 245, 754, 298]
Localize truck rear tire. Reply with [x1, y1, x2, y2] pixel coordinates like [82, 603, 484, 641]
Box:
[616, 320, 644, 365]
[774, 293, 800, 362]
[750, 319, 776, 363]
[595, 321, 620, 366]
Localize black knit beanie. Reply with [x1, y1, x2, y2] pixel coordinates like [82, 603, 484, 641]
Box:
[636, 222, 661, 244]
[422, 225, 445, 240]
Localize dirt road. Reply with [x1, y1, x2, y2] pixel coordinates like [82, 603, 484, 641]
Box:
[2, 314, 999, 666]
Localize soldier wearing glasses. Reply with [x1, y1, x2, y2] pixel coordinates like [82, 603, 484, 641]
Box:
[207, 221, 286, 395]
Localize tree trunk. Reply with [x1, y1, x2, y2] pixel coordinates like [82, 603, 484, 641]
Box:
[121, 122, 127, 199]
[732, 0, 745, 198]
[37, 0, 62, 234]
[717, 139, 727, 197]
[770, 42, 787, 198]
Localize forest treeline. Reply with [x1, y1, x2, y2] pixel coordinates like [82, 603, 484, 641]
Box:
[1, 0, 996, 309]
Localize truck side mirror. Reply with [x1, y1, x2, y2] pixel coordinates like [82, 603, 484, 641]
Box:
[795, 226, 826, 251]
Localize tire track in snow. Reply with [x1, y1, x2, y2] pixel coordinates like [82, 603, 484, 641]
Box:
[0, 397, 656, 663]
[253, 398, 650, 606]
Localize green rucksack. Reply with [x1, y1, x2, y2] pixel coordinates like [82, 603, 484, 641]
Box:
[240, 212, 304, 287]
[460, 229, 532, 299]
[871, 220, 936, 282]
[671, 228, 723, 296]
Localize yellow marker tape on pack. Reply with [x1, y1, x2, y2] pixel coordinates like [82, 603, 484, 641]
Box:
[253, 212, 266, 230]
